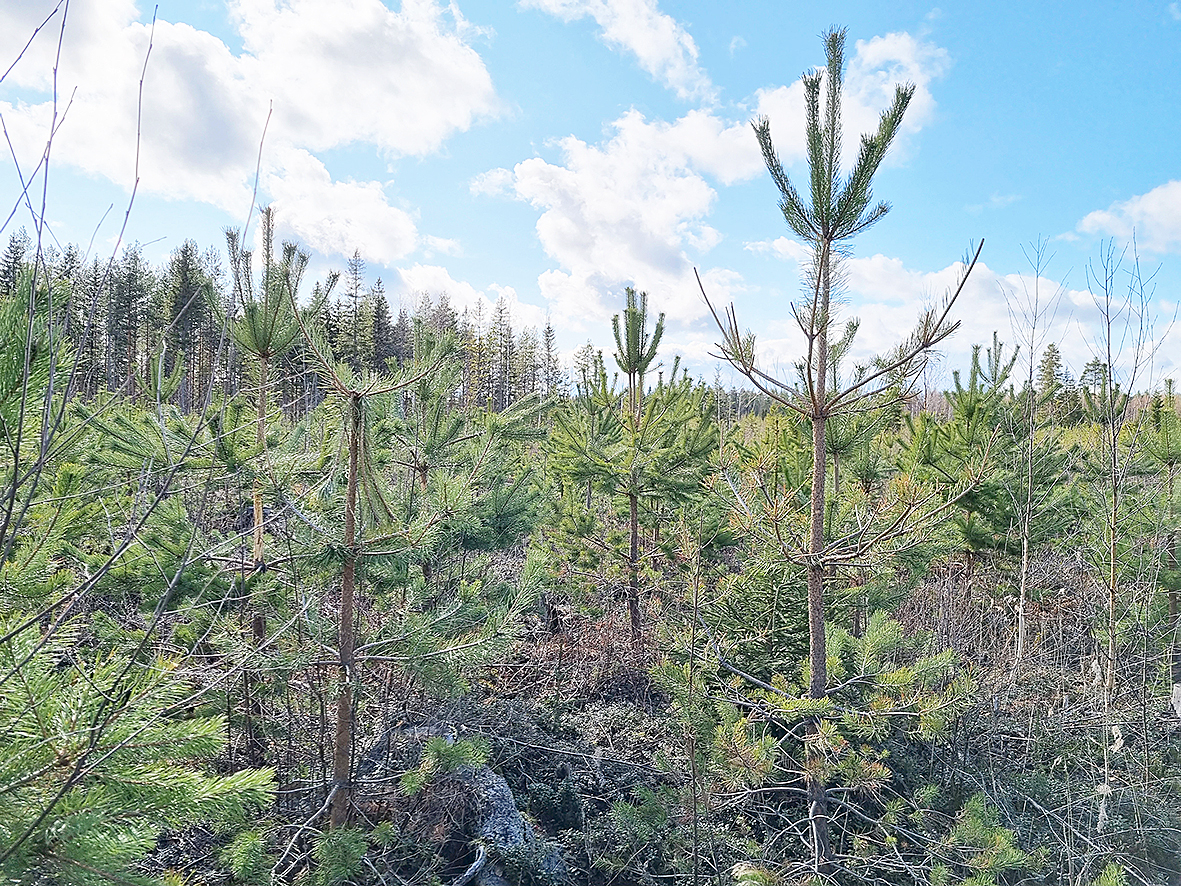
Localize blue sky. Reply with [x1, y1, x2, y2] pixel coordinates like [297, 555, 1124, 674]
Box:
[2, 0, 1179, 388]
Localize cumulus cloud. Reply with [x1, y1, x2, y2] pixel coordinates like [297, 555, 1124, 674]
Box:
[231, 0, 497, 155]
[470, 167, 515, 196]
[1076, 181, 1181, 254]
[0, 0, 497, 261]
[520, 0, 713, 101]
[491, 108, 753, 329]
[263, 148, 418, 264]
[1, 10, 262, 211]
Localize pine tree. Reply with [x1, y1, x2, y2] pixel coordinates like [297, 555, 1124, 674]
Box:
[342, 250, 367, 372]
[940, 333, 1018, 557]
[1080, 358, 1110, 394]
[0, 281, 274, 883]
[287, 293, 539, 827]
[1035, 343, 1084, 424]
[223, 207, 306, 570]
[610, 287, 665, 642]
[462, 301, 492, 409]
[704, 27, 980, 869]
[572, 340, 600, 392]
[612, 287, 663, 420]
[552, 305, 715, 647]
[514, 326, 540, 400]
[1147, 379, 1181, 685]
[0, 614, 274, 883]
[69, 259, 107, 397]
[1036, 343, 1065, 396]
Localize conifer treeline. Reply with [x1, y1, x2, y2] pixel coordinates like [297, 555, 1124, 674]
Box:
[1, 232, 570, 415]
[3, 230, 780, 424]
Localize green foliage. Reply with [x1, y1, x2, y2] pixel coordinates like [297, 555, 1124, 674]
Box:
[1093, 862, 1128, 886]
[709, 703, 778, 791]
[0, 278, 57, 462]
[902, 335, 1017, 555]
[941, 794, 1032, 886]
[0, 621, 274, 884]
[597, 785, 678, 877]
[400, 737, 490, 795]
[222, 208, 308, 365]
[139, 343, 185, 403]
[754, 27, 912, 252]
[310, 828, 367, 886]
[492, 839, 565, 886]
[5, 155, 1178, 886]
[612, 286, 664, 416]
[547, 330, 718, 638]
[222, 830, 272, 885]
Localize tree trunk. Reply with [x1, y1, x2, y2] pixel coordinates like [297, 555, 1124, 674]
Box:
[628, 490, 641, 648]
[1107, 487, 1118, 698]
[252, 356, 268, 568]
[1015, 375, 1037, 669]
[330, 393, 362, 828]
[246, 611, 266, 765]
[1168, 469, 1179, 686]
[806, 246, 832, 872]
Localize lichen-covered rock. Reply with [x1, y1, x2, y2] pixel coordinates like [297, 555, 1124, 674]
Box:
[470, 766, 566, 886]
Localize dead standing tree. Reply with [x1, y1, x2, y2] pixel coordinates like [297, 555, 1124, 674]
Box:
[699, 26, 982, 870]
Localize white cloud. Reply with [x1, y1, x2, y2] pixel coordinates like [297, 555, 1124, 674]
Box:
[745, 236, 812, 264]
[263, 148, 418, 264]
[422, 235, 462, 257]
[520, 0, 713, 101]
[752, 31, 950, 169]
[1, 12, 262, 211]
[0, 1, 140, 93]
[470, 167, 514, 196]
[0, 0, 497, 262]
[493, 107, 751, 329]
[395, 263, 546, 330]
[659, 108, 763, 185]
[231, 0, 497, 156]
[1076, 181, 1181, 254]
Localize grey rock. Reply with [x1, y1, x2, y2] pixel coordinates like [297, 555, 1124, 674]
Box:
[469, 765, 566, 886]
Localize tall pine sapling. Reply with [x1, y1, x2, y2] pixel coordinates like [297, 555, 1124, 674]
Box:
[701, 26, 980, 869]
